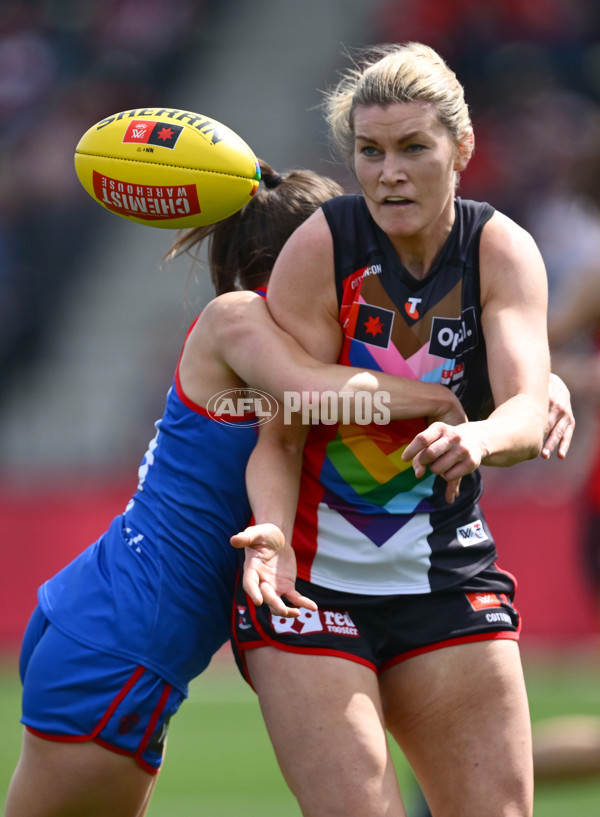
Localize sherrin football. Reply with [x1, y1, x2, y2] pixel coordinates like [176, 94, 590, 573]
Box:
[74, 107, 261, 228]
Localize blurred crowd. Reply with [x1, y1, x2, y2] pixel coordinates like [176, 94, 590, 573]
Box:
[376, 0, 600, 290]
[4, 0, 600, 441]
[0, 0, 211, 399]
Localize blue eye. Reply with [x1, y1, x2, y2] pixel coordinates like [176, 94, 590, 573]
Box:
[360, 145, 380, 156]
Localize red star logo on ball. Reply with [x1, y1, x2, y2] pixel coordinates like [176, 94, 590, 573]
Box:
[157, 127, 175, 142]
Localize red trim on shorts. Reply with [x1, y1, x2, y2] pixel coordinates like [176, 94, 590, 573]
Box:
[379, 630, 520, 674]
[238, 638, 267, 651]
[25, 722, 159, 778]
[135, 681, 173, 772]
[493, 560, 519, 593]
[235, 588, 378, 686]
[493, 560, 522, 635]
[230, 566, 251, 684]
[90, 665, 147, 737]
[24, 666, 164, 776]
[93, 736, 159, 776]
[25, 725, 89, 743]
[24, 666, 147, 745]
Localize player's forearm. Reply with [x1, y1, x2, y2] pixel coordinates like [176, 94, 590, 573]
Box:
[245, 423, 307, 542]
[274, 367, 465, 425]
[325, 370, 463, 423]
[219, 299, 463, 424]
[477, 394, 547, 466]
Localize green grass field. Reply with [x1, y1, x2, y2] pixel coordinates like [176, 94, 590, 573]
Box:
[1, 646, 599, 816]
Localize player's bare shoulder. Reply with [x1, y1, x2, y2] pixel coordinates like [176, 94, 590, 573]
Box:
[187, 291, 266, 356]
[179, 292, 266, 402]
[273, 208, 334, 281]
[268, 208, 338, 333]
[480, 210, 543, 267]
[479, 209, 547, 304]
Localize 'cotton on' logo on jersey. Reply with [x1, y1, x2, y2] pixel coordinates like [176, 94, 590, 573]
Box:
[456, 519, 489, 546]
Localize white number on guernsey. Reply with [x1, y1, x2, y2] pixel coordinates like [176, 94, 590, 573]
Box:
[136, 428, 160, 491]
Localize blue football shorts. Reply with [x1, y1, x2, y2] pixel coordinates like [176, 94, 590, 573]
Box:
[19, 605, 184, 774]
[232, 562, 520, 684]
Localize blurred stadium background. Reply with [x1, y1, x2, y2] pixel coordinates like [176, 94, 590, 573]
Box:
[1, 0, 599, 814]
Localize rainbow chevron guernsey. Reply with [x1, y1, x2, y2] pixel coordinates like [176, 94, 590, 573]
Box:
[291, 195, 499, 595]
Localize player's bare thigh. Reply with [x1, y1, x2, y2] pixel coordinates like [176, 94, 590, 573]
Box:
[246, 646, 406, 817]
[4, 730, 157, 817]
[379, 639, 533, 817]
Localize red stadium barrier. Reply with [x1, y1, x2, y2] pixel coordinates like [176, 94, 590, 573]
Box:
[0, 479, 597, 653]
[0, 478, 133, 652]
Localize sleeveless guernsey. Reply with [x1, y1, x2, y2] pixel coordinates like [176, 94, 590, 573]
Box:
[291, 195, 497, 595]
[38, 318, 258, 693]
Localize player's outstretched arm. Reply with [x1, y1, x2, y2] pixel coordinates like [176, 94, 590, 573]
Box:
[231, 413, 316, 618]
[231, 524, 316, 618]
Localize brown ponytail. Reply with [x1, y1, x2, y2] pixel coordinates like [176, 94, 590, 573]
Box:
[166, 159, 343, 295]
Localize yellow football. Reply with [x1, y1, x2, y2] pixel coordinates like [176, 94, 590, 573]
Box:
[74, 107, 261, 229]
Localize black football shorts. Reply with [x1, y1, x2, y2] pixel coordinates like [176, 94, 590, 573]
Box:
[232, 562, 520, 683]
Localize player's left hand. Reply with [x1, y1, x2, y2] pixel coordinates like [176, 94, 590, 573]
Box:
[402, 422, 481, 503]
[230, 523, 317, 618]
[542, 373, 575, 460]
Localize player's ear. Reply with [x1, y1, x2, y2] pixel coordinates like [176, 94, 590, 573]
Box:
[455, 128, 474, 171]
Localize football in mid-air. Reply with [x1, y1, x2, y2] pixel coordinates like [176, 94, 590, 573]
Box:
[74, 107, 261, 229]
